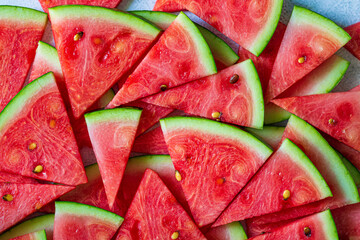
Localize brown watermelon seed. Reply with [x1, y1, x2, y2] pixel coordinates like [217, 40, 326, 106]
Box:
[160, 84, 168, 91]
[229, 74, 239, 84]
[283, 190, 291, 200]
[74, 32, 83, 41]
[328, 118, 336, 125]
[216, 177, 226, 185]
[175, 170, 182, 182]
[298, 56, 306, 64]
[33, 165, 43, 174]
[49, 119, 56, 128]
[28, 142, 37, 151]
[304, 227, 311, 237]
[2, 194, 13, 201]
[171, 231, 179, 239]
[212, 111, 221, 119]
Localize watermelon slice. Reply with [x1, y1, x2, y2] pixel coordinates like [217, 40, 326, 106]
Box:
[153, 0, 283, 56]
[130, 10, 239, 69]
[0, 72, 87, 185]
[250, 210, 338, 240]
[265, 54, 350, 124]
[38, 0, 122, 13]
[160, 116, 273, 227]
[338, 153, 360, 187]
[0, 173, 38, 184]
[245, 126, 285, 149]
[53, 201, 123, 239]
[116, 169, 206, 239]
[49, 5, 161, 118]
[265, 6, 351, 102]
[85, 108, 141, 208]
[11, 230, 47, 240]
[272, 91, 360, 151]
[132, 126, 169, 155]
[206, 222, 247, 240]
[0, 6, 47, 113]
[0, 215, 54, 240]
[344, 22, 360, 60]
[332, 202, 360, 239]
[144, 59, 264, 128]
[107, 12, 217, 108]
[0, 183, 74, 233]
[213, 138, 332, 227]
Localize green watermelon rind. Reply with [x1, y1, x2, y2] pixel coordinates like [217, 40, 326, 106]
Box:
[55, 201, 124, 225]
[48, 5, 161, 38]
[288, 115, 360, 203]
[84, 108, 142, 125]
[130, 10, 239, 67]
[223, 222, 247, 240]
[126, 155, 172, 174]
[0, 5, 47, 23]
[245, 126, 285, 149]
[337, 151, 360, 187]
[30, 230, 47, 240]
[292, 6, 351, 44]
[36, 41, 62, 72]
[319, 210, 339, 240]
[160, 117, 273, 158]
[0, 214, 54, 240]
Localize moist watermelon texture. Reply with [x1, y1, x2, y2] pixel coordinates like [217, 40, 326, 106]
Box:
[144, 59, 264, 129]
[245, 126, 285, 149]
[160, 117, 273, 227]
[130, 10, 239, 69]
[265, 55, 350, 124]
[272, 91, 360, 152]
[0, 183, 74, 233]
[107, 12, 217, 108]
[49, 5, 161, 118]
[0, 72, 87, 185]
[85, 108, 141, 208]
[332, 202, 360, 239]
[116, 169, 206, 239]
[54, 202, 123, 240]
[344, 22, 360, 60]
[132, 126, 169, 155]
[251, 210, 338, 240]
[153, 0, 283, 56]
[265, 6, 351, 103]
[11, 230, 47, 240]
[38, 0, 122, 13]
[0, 172, 38, 184]
[0, 214, 54, 240]
[0, 6, 47, 113]
[214, 138, 332, 227]
[206, 222, 247, 240]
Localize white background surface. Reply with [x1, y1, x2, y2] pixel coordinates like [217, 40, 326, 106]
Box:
[1, 0, 359, 91]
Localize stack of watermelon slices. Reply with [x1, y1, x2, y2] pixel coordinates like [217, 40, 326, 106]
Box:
[0, 0, 360, 239]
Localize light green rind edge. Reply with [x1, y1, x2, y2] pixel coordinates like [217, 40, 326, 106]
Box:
[126, 155, 172, 173]
[84, 163, 101, 181]
[55, 201, 123, 226]
[249, 0, 283, 56]
[292, 6, 351, 45]
[337, 152, 360, 187]
[245, 126, 285, 149]
[225, 222, 248, 240]
[160, 117, 273, 159]
[97, 89, 115, 109]
[84, 108, 142, 125]
[130, 10, 239, 66]
[0, 72, 56, 133]
[36, 41, 62, 72]
[32, 230, 47, 240]
[264, 55, 350, 124]
[0, 5, 47, 24]
[288, 115, 360, 203]
[0, 214, 54, 240]
[319, 210, 339, 240]
[48, 5, 161, 38]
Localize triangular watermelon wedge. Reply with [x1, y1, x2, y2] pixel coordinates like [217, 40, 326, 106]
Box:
[0, 6, 47, 113]
[160, 117, 273, 227]
[38, 0, 122, 13]
[272, 91, 360, 152]
[0, 183, 74, 233]
[116, 169, 206, 239]
[144, 59, 264, 129]
[213, 138, 332, 227]
[265, 6, 351, 102]
[49, 6, 161, 118]
[344, 22, 360, 60]
[0, 73, 87, 185]
[0, 172, 38, 184]
[85, 108, 142, 208]
[132, 126, 169, 155]
[332, 202, 360, 239]
[11, 230, 47, 240]
[107, 12, 217, 108]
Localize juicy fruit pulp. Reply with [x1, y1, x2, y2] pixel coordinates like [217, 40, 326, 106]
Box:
[332, 202, 360, 239]
[38, 0, 122, 13]
[132, 126, 169, 155]
[344, 22, 360, 60]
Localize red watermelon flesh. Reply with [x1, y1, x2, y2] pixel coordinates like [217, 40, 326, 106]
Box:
[272, 91, 360, 152]
[344, 22, 360, 60]
[0, 183, 74, 233]
[153, 0, 283, 56]
[0, 173, 37, 184]
[160, 117, 273, 227]
[0, 6, 47, 113]
[213, 138, 332, 227]
[10, 230, 46, 240]
[49, 6, 161, 118]
[144, 59, 264, 129]
[116, 169, 206, 239]
[351, 84, 360, 91]
[107, 12, 217, 108]
[265, 6, 351, 103]
[332, 202, 360, 239]
[0, 73, 87, 185]
[132, 126, 169, 155]
[38, 0, 122, 13]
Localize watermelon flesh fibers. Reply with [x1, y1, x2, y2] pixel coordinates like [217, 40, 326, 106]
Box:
[132, 126, 169, 155]
[344, 22, 360, 60]
[332, 202, 360, 239]
[38, 0, 122, 13]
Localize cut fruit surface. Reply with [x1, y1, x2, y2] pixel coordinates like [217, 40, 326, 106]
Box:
[116, 169, 206, 239]
[85, 108, 141, 208]
[0, 73, 87, 185]
[38, 0, 121, 13]
[206, 222, 247, 240]
[132, 126, 169, 155]
[245, 126, 285, 149]
[144, 60, 264, 128]
[214, 138, 332, 227]
[107, 12, 217, 108]
[265, 6, 351, 102]
[0, 6, 47, 113]
[153, 0, 283, 56]
[332, 202, 360, 239]
[344, 22, 360, 60]
[11, 230, 47, 240]
[160, 117, 272, 227]
[0, 173, 37, 184]
[49, 5, 161, 118]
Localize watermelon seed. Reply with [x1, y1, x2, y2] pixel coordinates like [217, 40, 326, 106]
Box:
[298, 56, 306, 64]
[175, 170, 182, 182]
[2, 194, 13, 201]
[28, 142, 37, 151]
[49, 119, 56, 128]
[282, 190, 291, 200]
[74, 32, 83, 41]
[93, 38, 102, 45]
[171, 231, 179, 239]
[328, 118, 336, 125]
[216, 177, 226, 185]
[212, 111, 221, 119]
[160, 84, 168, 91]
[33, 165, 43, 174]
[229, 74, 239, 84]
[304, 227, 311, 237]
